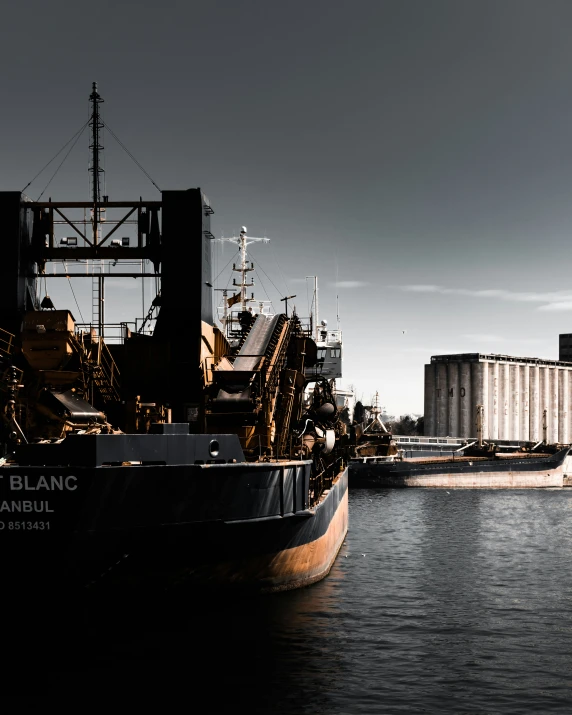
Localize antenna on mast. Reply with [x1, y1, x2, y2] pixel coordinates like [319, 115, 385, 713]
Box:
[306, 276, 319, 341]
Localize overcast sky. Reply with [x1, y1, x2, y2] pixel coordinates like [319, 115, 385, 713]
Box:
[3, 0, 572, 415]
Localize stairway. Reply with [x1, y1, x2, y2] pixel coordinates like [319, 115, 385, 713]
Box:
[76, 332, 121, 403]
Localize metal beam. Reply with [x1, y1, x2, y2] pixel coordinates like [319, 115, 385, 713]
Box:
[53, 207, 93, 247]
[38, 272, 161, 278]
[98, 207, 137, 247]
[32, 247, 158, 260]
[24, 201, 162, 208]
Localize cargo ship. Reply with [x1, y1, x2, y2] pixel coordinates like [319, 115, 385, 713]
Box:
[349, 448, 570, 488]
[348, 393, 571, 488]
[0, 84, 348, 592]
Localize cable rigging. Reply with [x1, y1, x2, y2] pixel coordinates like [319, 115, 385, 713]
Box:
[248, 252, 284, 307]
[268, 241, 291, 300]
[21, 118, 90, 194]
[36, 124, 90, 202]
[251, 266, 273, 311]
[62, 261, 86, 323]
[104, 122, 161, 192]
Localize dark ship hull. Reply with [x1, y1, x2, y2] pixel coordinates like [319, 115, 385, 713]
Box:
[1, 435, 348, 591]
[349, 448, 570, 488]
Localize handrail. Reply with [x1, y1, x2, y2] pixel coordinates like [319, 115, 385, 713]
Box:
[309, 455, 345, 506]
[0, 327, 15, 358]
[74, 330, 121, 401]
[76, 322, 137, 344]
[98, 338, 120, 392]
[317, 330, 342, 343]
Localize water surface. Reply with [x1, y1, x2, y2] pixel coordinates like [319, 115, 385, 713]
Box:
[9, 488, 572, 712]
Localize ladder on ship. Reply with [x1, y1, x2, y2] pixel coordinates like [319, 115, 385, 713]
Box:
[75, 332, 120, 404]
[92, 263, 104, 339]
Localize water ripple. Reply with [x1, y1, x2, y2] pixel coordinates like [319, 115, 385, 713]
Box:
[9, 488, 572, 712]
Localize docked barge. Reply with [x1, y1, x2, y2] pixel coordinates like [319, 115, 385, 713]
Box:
[348, 394, 570, 488]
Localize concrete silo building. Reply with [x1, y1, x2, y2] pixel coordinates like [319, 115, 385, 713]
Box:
[424, 353, 572, 443]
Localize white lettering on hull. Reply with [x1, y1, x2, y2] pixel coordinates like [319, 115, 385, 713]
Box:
[8, 475, 77, 491]
[0, 501, 54, 513]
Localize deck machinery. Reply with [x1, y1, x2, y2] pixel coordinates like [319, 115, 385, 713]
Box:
[0, 188, 340, 466]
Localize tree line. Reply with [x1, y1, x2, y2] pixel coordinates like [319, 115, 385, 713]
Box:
[348, 401, 424, 436]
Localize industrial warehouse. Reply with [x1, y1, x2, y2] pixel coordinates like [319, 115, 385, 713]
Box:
[424, 351, 572, 442]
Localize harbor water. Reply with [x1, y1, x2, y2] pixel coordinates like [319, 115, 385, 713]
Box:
[10, 488, 572, 712]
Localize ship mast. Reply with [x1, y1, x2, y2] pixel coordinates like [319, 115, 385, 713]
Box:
[232, 227, 268, 311]
[363, 391, 389, 433]
[306, 276, 319, 341]
[88, 82, 105, 337]
[216, 227, 269, 334]
[89, 81, 104, 243]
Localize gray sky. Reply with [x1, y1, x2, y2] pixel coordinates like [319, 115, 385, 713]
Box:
[2, 0, 572, 415]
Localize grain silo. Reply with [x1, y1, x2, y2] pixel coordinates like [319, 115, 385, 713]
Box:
[424, 353, 572, 443]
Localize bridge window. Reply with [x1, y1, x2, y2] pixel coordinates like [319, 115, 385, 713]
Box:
[330, 348, 341, 358]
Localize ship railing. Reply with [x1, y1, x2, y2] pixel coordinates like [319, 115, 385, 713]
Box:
[310, 455, 345, 505]
[76, 322, 138, 344]
[74, 327, 121, 401]
[356, 455, 397, 464]
[294, 320, 340, 343]
[415, 435, 539, 447]
[96, 338, 121, 397]
[296, 316, 313, 337]
[319, 329, 342, 343]
[394, 435, 468, 447]
[0, 327, 15, 358]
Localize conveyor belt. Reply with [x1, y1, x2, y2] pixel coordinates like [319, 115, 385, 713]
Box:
[41, 389, 105, 421]
[233, 314, 281, 371]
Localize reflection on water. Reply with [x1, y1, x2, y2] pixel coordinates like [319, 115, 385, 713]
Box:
[8, 489, 572, 712]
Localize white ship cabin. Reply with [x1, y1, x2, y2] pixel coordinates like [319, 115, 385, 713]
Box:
[313, 321, 342, 381]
